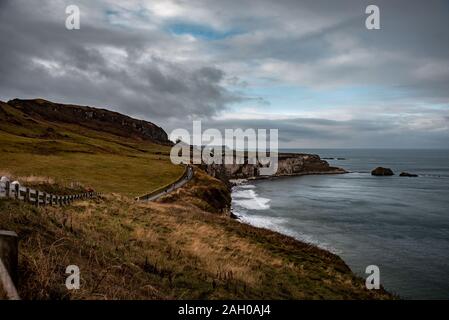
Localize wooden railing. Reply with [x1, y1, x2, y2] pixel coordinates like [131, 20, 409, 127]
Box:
[0, 177, 100, 206]
[0, 177, 101, 299]
[0, 231, 19, 300]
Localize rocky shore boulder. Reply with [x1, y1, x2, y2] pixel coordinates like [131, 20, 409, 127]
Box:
[371, 167, 394, 176]
[399, 172, 418, 177]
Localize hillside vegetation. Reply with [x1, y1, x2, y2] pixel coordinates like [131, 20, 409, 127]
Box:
[0, 171, 391, 299]
[0, 99, 393, 299]
[0, 99, 183, 196]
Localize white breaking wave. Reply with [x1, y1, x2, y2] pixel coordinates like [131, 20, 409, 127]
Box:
[239, 184, 256, 189]
[232, 189, 256, 198]
[231, 184, 339, 254]
[232, 188, 271, 210]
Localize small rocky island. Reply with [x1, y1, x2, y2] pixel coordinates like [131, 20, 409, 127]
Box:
[371, 167, 394, 176]
[371, 167, 419, 177]
[400, 172, 418, 177]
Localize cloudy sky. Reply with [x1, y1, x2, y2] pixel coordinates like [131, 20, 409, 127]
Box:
[1, 0, 448, 148]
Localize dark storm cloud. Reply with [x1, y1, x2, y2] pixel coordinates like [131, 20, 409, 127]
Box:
[0, 0, 246, 120]
[0, 0, 448, 147]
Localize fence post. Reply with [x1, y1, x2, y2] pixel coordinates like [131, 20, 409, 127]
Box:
[25, 188, 30, 203]
[0, 231, 18, 285]
[35, 190, 40, 206]
[0, 230, 19, 300]
[14, 184, 19, 200]
[5, 181, 10, 199]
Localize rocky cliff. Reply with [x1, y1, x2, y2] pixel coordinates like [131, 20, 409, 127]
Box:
[5, 99, 172, 145]
[200, 152, 347, 182]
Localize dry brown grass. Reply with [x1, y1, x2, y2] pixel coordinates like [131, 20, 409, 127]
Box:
[0, 170, 13, 178]
[0, 169, 393, 300]
[1, 171, 54, 186]
[157, 169, 232, 214]
[14, 175, 55, 185]
[0, 171, 86, 196]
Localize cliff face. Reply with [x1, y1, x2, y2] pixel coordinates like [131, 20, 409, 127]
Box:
[200, 153, 347, 181]
[6, 99, 172, 145]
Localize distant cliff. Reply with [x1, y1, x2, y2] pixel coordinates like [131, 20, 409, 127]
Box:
[5, 99, 172, 145]
[200, 152, 347, 182]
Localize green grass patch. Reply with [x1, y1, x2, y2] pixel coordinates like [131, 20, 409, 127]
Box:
[0, 102, 182, 196]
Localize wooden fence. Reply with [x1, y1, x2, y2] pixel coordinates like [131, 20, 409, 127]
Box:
[0, 231, 19, 300]
[0, 165, 192, 299]
[0, 177, 100, 206]
[0, 177, 101, 299]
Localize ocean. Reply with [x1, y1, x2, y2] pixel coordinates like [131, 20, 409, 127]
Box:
[231, 149, 449, 299]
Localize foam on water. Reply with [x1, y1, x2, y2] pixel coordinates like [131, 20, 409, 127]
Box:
[232, 186, 271, 210]
[231, 184, 338, 253]
[232, 149, 449, 299]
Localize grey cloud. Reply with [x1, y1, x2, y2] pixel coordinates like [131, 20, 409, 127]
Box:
[189, 117, 449, 148]
[208, 0, 449, 99]
[0, 0, 252, 121]
[0, 0, 448, 148]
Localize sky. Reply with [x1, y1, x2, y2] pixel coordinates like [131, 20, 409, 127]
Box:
[0, 0, 448, 148]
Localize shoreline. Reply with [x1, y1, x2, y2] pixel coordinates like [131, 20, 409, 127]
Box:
[230, 168, 348, 187]
[229, 169, 348, 225]
[229, 169, 364, 280]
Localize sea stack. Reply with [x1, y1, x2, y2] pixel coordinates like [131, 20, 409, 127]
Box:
[400, 172, 418, 177]
[371, 167, 394, 176]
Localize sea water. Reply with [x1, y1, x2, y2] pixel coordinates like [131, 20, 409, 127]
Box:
[231, 149, 449, 299]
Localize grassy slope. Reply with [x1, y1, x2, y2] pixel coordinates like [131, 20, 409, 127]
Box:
[0, 100, 393, 299]
[0, 170, 392, 299]
[0, 102, 183, 196]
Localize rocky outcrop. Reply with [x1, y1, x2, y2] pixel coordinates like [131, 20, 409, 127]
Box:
[399, 172, 418, 177]
[6, 99, 172, 145]
[371, 167, 394, 176]
[201, 153, 347, 182]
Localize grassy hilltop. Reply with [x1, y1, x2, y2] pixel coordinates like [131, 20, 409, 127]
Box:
[0, 99, 393, 299]
[0, 99, 183, 196]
